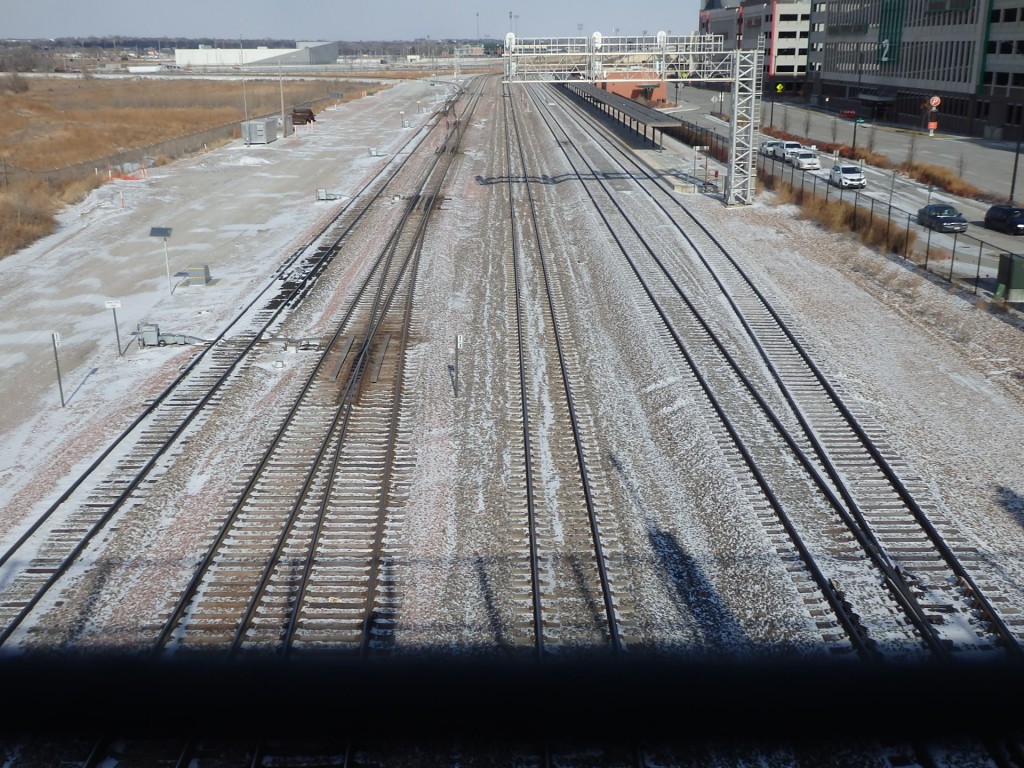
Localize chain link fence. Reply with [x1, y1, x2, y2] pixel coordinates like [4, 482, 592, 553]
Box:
[664, 115, 1019, 301]
[0, 89, 349, 191]
[758, 155, 1014, 298]
[2, 120, 242, 190]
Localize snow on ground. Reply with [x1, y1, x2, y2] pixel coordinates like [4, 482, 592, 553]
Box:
[1, 77, 1023, 660]
[694, 192, 1024, 609]
[0, 78, 446, 532]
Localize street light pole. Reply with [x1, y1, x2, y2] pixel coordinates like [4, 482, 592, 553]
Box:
[162, 237, 171, 293]
[279, 61, 285, 128]
[1011, 129, 1022, 202]
[239, 40, 247, 121]
[51, 332, 65, 407]
[150, 227, 174, 295]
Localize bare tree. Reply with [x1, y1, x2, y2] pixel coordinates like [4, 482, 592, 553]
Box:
[0, 46, 41, 73]
[803, 110, 811, 138]
[867, 126, 877, 153]
[781, 105, 790, 133]
[906, 132, 918, 166]
[830, 117, 838, 144]
[958, 152, 966, 178]
[0, 72, 28, 93]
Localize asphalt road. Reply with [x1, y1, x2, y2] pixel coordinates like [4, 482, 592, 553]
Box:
[666, 82, 1024, 263]
[669, 82, 1024, 206]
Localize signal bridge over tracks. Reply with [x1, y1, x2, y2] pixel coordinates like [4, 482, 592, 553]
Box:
[502, 32, 762, 206]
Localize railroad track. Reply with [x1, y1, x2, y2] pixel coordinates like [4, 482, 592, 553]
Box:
[515, 80, 1024, 767]
[3, 75, 1023, 768]
[502, 79, 626, 656]
[0, 81, 477, 653]
[525, 81, 1024, 663]
[154, 77, 486, 657]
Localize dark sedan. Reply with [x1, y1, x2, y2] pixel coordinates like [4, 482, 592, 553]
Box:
[916, 204, 968, 233]
[983, 204, 1024, 235]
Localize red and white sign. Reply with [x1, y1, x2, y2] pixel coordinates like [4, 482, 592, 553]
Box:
[929, 96, 942, 108]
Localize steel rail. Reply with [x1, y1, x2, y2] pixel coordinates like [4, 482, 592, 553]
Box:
[150, 85, 480, 656]
[527, 85, 901, 659]
[554, 82, 1023, 659]
[507, 83, 622, 655]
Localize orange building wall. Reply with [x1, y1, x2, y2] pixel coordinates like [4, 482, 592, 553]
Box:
[600, 73, 668, 104]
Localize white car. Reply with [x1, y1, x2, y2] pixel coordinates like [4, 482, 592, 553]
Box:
[829, 163, 867, 188]
[790, 150, 820, 170]
[760, 140, 783, 157]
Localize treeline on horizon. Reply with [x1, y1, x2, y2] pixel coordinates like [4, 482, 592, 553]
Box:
[1, 37, 480, 52]
[0, 37, 493, 73]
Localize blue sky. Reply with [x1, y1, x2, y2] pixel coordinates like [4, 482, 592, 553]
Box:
[3, 0, 703, 41]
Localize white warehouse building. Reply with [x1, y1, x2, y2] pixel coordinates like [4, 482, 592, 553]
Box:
[175, 41, 339, 69]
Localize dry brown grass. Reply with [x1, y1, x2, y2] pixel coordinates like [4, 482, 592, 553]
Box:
[766, 174, 918, 258]
[0, 76, 387, 258]
[3, 76, 372, 170]
[0, 181, 58, 250]
[896, 160, 983, 198]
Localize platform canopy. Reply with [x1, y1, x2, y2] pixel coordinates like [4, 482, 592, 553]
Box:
[567, 83, 682, 129]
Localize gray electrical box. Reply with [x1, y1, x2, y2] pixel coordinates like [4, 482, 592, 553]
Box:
[996, 253, 1024, 303]
[139, 323, 161, 347]
[242, 118, 278, 145]
[187, 264, 211, 286]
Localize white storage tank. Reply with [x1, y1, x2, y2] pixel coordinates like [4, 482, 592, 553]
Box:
[242, 118, 278, 145]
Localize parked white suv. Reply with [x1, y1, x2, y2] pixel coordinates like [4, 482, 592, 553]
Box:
[829, 163, 867, 188]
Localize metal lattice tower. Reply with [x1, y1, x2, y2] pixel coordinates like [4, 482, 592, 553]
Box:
[502, 33, 762, 206]
[725, 49, 762, 206]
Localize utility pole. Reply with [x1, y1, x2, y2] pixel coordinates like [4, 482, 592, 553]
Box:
[51, 333, 65, 408]
[279, 61, 285, 128]
[1012, 126, 1022, 202]
[239, 38, 248, 131]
